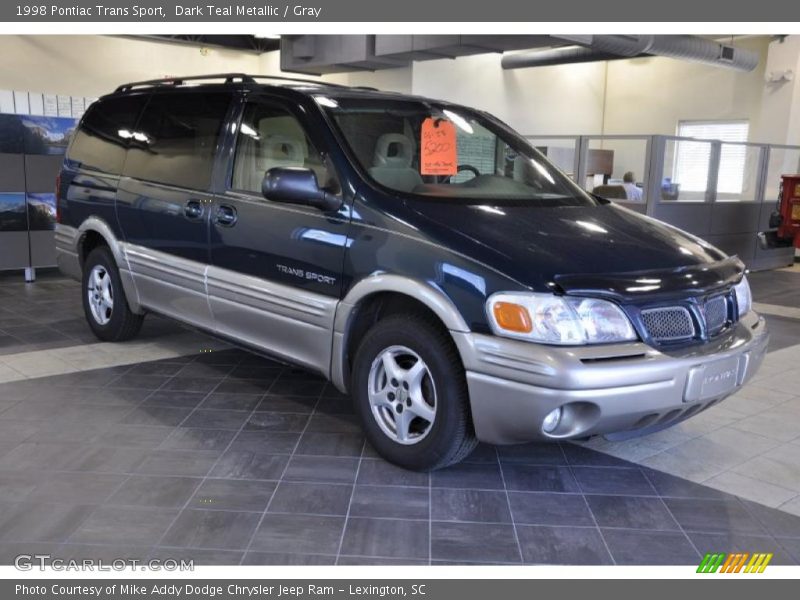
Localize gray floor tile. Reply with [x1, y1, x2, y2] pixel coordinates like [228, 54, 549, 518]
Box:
[778, 537, 800, 563]
[28, 472, 126, 504]
[269, 482, 353, 516]
[161, 509, 261, 550]
[497, 443, 566, 465]
[249, 513, 344, 555]
[664, 497, 767, 535]
[282, 456, 359, 484]
[70, 506, 179, 545]
[190, 479, 276, 512]
[160, 377, 221, 395]
[134, 450, 219, 477]
[601, 528, 700, 565]
[507, 492, 595, 527]
[295, 432, 364, 457]
[181, 410, 251, 431]
[585, 495, 679, 531]
[210, 450, 288, 481]
[641, 467, 732, 500]
[305, 413, 361, 434]
[572, 466, 657, 496]
[229, 431, 300, 454]
[107, 373, 171, 390]
[56, 543, 151, 562]
[431, 488, 511, 523]
[0, 502, 95, 542]
[214, 379, 273, 396]
[149, 546, 242, 565]
[350, 485, 429, 520]
[244, 412, 310, 433]
[432, 462, 504, 490]
[62, 445, 150, 474]
[516, 525, 613, 565]
[93, 425, 175, 448]
[0, 471, 42, 502]
[241, 551, 336, 565]
[159, 428, 237, 452]
[142, 391, 207, 409]
[501, 464, 580, 493]
[562, 443, 633, 467]
[356, 459, 429, 488]
[200, 393, 262, 412]
[741, 499, 800, 539]
[257, 396, 320, 414]
[121, 406, 193, 427]
[337, 556, 428, 565]
[267, 380, 325, 397]
[430, 522, 519, 563]
[342, 517, 428, 559]
[108, 475, 201, 508]
[0, 542, 61, 565]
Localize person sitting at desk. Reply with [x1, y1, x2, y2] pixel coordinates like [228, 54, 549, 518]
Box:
[622, 171, 643, 201]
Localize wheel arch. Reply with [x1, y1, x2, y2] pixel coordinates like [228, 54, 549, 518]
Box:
[331, 275, 470, 394]
[75, 217, 143, 314]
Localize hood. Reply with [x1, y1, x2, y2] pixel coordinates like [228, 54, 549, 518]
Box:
[405, 200, 741, 301]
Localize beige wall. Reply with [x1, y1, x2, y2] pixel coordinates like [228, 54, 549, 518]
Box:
[603, 37, 770, 140]
[1, 35, 797, 151]
[0, 35, 261, 98]
[410, 53, 607, 136]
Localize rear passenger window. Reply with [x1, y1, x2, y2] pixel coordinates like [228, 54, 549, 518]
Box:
[67, 95, 148, 175]
[124, 92, 231, 190]
[231, 103, 333, 193]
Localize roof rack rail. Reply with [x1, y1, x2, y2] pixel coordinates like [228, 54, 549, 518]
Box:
[114, 73, 349, 93]
[115, 73, 255, 92]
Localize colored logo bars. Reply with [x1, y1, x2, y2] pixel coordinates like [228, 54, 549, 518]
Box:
[697, 552, 773, 573]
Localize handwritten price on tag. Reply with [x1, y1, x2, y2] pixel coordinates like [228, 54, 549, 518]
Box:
[420, 118, 457, 176]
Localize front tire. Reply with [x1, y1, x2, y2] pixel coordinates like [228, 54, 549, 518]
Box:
[82, 246, 144, 342]
[352, 313, 477, 471]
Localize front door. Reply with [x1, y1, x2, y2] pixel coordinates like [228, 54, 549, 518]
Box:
[208, 97, 350, 374]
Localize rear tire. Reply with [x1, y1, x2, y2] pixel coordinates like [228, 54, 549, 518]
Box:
[82, 246, 144, 342]
[352, 312, 477, 471]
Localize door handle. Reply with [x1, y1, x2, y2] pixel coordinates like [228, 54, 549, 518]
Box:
[184, 200, 204, 220]
[215, 204, 238, 227]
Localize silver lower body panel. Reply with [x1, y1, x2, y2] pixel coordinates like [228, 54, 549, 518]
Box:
[456, 312, 769, 445]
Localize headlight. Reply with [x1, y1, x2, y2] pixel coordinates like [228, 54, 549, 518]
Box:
[487, 292, 637, 345]
[733, 275, 752, 317]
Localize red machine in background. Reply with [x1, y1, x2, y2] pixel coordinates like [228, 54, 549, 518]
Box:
[767, 175, 800, 249]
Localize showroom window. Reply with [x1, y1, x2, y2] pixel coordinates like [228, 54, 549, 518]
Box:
[67, 94, 148, 175]
[123, 91, 232, 190]
[673, 120, 750, 195]
[231, 102, 332, 193]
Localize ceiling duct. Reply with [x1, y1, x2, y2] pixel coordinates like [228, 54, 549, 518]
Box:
[501, 35, 760, 72]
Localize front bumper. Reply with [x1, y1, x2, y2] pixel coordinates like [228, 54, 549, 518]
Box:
[453, 311, 769, 445]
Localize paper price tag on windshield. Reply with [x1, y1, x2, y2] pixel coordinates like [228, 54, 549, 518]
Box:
[421, 118, 457, 176]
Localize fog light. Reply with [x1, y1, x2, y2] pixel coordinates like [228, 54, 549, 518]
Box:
[542, 407, 563, 433]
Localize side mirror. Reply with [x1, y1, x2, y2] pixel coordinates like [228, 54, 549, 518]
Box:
[261, 167, 341, 212]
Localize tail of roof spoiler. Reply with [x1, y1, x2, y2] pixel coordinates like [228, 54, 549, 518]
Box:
[550, 256, 745, 303]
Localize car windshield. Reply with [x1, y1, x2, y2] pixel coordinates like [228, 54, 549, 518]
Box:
[319, 95, 601, 207]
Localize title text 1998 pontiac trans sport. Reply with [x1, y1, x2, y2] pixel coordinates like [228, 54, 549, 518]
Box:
[55, 73, 769, 470]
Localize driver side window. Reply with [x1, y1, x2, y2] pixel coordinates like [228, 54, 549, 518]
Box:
[232, 102, 332, 194]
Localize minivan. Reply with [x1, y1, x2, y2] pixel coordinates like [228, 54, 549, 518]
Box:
[56, 73, 769, 470]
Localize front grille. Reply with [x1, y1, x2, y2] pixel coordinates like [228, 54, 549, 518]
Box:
[640, 306, 695, 342]
[704, 295, 728, 335]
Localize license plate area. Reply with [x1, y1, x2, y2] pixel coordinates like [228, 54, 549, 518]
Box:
[684, 355, 741, 403]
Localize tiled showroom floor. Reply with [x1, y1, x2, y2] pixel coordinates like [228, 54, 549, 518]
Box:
[0, 268, 800, 565]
